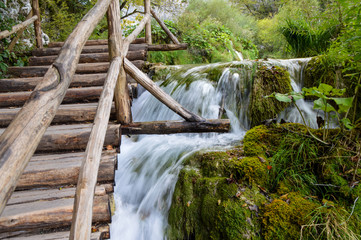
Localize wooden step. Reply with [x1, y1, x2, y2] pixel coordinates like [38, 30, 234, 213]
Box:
[17, 151, 116, 190]
[0, 73, 106, 92]
[0, 123, 120, 153]
[0, 189, 110, 233]
[47, 37, 145, 48]
[8, 60, 145, 77]
[29, 50, 147, 66]
[0, 86, 103, 108]
[0, 103, 116, 127]
[6, 230, 104, 240]
[32, 43, 148, 56]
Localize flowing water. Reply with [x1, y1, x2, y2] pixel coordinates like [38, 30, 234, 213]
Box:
[110, 58, 316, 239]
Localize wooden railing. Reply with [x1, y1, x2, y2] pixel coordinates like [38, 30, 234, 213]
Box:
[0, 0, 203, 239]
[0, 0, 42, 51]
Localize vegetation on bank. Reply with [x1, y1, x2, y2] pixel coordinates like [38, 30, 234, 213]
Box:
[168, 123, 361, 239]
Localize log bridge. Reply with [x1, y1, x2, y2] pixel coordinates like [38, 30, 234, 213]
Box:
[0, 0, 230, 239]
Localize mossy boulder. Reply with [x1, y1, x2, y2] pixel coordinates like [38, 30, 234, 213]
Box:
[304, 56, 338, 88]
[262, 193, 320, 240]
[249, 65, 292, 127]
[167, 150, 268, 240]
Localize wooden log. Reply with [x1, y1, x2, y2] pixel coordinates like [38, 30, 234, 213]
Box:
[31, 0, 42, 48]
[11, 231, 103, 240]
[17, 151, 116, 190]
[107, 1, 132, 125]
[0, 74, 136, 92]
[0, 195, 110, 233]
[0, 74, 107, 92]
[0, 103, 116, 127]
[124, 58, 204, 122]
[148, 43, 188, 51]
[69, 54, 122, 240]
[47, 38, 145, 48]
[32, 43, 148, 56]
[144, 0, 152, 44]
[123, 15, 151, 53]
[0, 123, 120, 153]
[121, 119, 230, 134]
[8, 185, 108, 206]
[0, 15, 38, 40]
[8, 60, 145, 77]
[28, 50, 147, 66]
[150, 9, 180, 44]
[0, 87, 104, 108]
[8, 10, 33, 52]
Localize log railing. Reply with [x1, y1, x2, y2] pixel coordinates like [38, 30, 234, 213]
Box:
[0, 0, 203, 238]
[0, 0, 42, 49]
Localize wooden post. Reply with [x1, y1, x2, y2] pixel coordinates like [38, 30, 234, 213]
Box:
[150, 9, 180, 44]
[31, 0, 43, 48]
[144, 0, 151, 44]
[0, 0, 112, 216]
[107, 0, 132, 124]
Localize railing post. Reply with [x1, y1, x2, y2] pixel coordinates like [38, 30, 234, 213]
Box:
[107, 0, 132, 124]
[144, 0, 152, 44]
[31, 0, 43, 48]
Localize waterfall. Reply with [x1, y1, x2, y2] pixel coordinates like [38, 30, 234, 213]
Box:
[110, 58, 312, 239]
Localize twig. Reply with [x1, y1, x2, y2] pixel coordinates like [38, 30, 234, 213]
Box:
[347, 197, 359, 222]
[293, 102, 329, 145]
[312, 183, 340, 188]
[121, 10, 144, 19]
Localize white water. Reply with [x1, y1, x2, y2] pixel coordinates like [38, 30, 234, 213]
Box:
[110, 59, 314, 239]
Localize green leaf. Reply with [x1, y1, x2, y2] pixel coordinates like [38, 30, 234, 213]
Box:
[275, 93, 292, 103]
[331, 97, 353, 113]
[313, 98, 336, 112]
[341, 118, 354, 130]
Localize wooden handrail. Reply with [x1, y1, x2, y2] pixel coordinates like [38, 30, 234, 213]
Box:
[70, 1, 123, 237]
[0, 15, 38, 40]
[150, 9, 180, 44]
[8, 11, 33, 51]
[0, 0, 113, 215]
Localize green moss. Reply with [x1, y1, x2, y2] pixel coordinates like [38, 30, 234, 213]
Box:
[167, 148, 266, 240]
[249, 65, 292, 127]
[262, 193, 319, 240]
[304, 56, 337, 88]
[229, 157, 268, 186]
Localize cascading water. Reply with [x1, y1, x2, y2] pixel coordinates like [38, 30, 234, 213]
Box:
[110, 58, 314, 239]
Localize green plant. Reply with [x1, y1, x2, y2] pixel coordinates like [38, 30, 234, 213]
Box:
[267, 83, 353, 144]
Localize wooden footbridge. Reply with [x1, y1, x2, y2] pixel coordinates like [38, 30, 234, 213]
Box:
[0, 0, 229, 239]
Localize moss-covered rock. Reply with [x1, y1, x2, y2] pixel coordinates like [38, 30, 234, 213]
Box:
[167, 150, 268, 240]
[249, 65, 292, 127]
[304, 56, 338, 88]
[262, 193, 320, 240]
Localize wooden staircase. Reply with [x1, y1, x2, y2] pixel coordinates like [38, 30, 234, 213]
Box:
[0, 39, 145, 239]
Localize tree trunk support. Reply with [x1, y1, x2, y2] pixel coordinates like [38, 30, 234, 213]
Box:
[31, 0, 42, 48]
[150, 9, 180, 44]
[144, 0, 152, 44]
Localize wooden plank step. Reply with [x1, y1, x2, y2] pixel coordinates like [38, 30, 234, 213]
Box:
[0, 74, 138, 93]
[8, 230, 103, 240]
[0, 194, 110, 233]
[0, 123, 120, 153]
[0, 73, 106, 92]
[32, 43, 148, 56]
[29, 50, 147, 66]
[0, 86, 103, 108]
[9, 185, 111, 206]
[0, 103, 116, 128]
[8, 60, 145, 78]
[47, 37, 145, 47]
[17, 151, 116, 190]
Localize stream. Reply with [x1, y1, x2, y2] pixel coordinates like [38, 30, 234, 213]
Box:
[110, 58, 316, 239]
